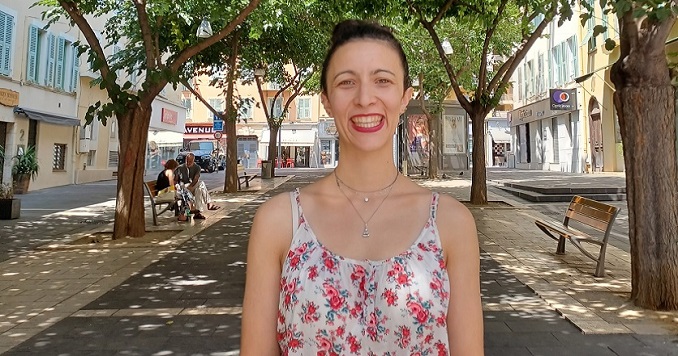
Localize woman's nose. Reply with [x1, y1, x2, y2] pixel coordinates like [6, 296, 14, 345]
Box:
[355, 83, 377, 107]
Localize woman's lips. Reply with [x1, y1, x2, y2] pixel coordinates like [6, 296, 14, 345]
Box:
[351, 115, 385, 133]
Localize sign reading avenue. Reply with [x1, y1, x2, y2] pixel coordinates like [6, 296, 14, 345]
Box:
[184, 124, 215, 135]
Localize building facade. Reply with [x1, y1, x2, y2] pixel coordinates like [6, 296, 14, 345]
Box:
[0, 1, 186, 191]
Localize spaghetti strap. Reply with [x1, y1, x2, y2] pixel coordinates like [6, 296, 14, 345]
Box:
[290, 189, 301, 236]
[430, 192, 440, 221]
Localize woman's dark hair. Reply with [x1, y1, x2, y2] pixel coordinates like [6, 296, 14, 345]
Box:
[164, 159, 179, 170]
[320, 20, 410, 93]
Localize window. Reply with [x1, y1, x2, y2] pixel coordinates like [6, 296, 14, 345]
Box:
[0, 10, 15, 76]
[238, 98, 253, 119]
[297, 98, 311, 119]
[517, 67, 523, 100]
[566, 36, 578, 81]
[110, 119, 117, 139]
[267, 97, 283, 118]
[53, 144, 66, 170]
[27, 25, 78, 91]
[87, 150, 96, 166]
[530, 13, 545, 30]
[208, 98, 225, 114]
[182, 97, 192, 119]
[526, 60, 535, 98]
[552, 117, 560, 163]
[586, 0, 597, 51]
[108, 151, 118, 167]
[536, 53, 545, 94]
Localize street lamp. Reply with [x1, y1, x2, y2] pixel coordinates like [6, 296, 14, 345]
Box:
[196, 17, 213, 39]
[441, 38, 453, 56]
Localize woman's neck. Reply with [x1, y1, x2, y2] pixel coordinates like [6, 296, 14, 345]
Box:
[333, 146, 399, 191]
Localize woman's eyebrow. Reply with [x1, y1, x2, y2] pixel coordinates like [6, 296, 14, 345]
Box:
[333, 70, 356, 80]
[373, 69, 396, 76]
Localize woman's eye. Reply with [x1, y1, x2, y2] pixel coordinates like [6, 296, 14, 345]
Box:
[337, 80, 354, 86]
[376, 78, 392, 84]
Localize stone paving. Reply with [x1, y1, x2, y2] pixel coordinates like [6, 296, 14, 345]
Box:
[0, 170, 677, 355]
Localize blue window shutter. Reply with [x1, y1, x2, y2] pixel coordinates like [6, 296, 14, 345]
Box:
[55, 37, 66, 90]
[0, 12, 13, 76]
[26, 25, 39, 82]
[70, 44, 79, 92]
[45, 33, 56, 86]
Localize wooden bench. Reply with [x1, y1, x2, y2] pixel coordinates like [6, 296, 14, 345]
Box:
[535, 195, 620, 277]
[237, 164, 257, 191]
[144, 180, 177, 226]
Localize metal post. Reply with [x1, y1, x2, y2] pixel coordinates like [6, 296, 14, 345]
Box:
[278, 124, 282, 167]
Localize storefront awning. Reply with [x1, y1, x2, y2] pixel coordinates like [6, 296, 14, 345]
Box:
[13, 106, 80, 126]
[148, 131, 183, 147]
[261, 129, 317, 146]
[489, 130, 511, 144]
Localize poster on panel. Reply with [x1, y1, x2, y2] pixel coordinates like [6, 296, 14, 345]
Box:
[443, 114, 466, 154]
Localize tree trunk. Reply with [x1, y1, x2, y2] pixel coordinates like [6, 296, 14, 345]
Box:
[615, 86, 678, 309]
[268, 125, 279, 177]
[223, 32, 240, 193]
[427, 113, 439, 179]
[113, 105, 151, 239]
[470, 111, 487, 204]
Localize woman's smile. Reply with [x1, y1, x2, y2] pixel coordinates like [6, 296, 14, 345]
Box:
[351, 114, 385, 132]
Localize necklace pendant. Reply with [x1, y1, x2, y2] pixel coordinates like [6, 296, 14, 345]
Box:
[362, 226, 370, 238]
[364, 197, 369, 202]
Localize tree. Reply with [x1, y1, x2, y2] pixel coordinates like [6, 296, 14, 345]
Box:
[238, 5, 329, 176]
[404, 0, 568, 203]
[38, 0, 260, 238]
[593, 0, 678, 309]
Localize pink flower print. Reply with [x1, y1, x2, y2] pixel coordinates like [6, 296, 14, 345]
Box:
[322, 254, 339, 273]
[407, 301, 429, 324]
[307, 265, 319, 280]
[336, 326, 345, 338]
[387, 261, 404, 277]
[382, 289, 398, 306]
[295, 242, 308, 255]
[288, 337, 302, 351]
[366, 313, 378, 340]
[323, 283, 345, 311]
[349, 301, 363, 318]
[436, 312, 446, 327]
[316, 336, 332, 352]
[430, 277, 443, 291]
[439, 258, 446, 270]
[289, 255, 301, 269]
[425, 334, 434, 344]
[397, 273, 410, 285]
[347, 334, 361, 354]
[435, 341, 448, 356]
[302, 301, 320, 323]
[397, 326, 411, 349]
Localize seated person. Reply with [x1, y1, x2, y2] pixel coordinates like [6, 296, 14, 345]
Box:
[174, 153, 219, 220]
[155, 159, 179, 204]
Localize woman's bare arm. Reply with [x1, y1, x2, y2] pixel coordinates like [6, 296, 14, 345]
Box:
[438, 195, 484, 356]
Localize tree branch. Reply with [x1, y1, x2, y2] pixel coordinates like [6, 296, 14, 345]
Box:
[169, 0, 260, 73]
[58, 0, 112, 83]
[476, 0, 508, 100]
[488, 1, 554, 95]
[254, 75, 271, 124]
[131, 0, 156, 69]
[181, 79, 223, 119]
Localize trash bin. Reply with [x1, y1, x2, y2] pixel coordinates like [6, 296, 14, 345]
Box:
[261, 160, 272, 179]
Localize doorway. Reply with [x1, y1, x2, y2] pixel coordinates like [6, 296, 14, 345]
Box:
[589, 98, 603, 172]
[0, 122, 6, 180]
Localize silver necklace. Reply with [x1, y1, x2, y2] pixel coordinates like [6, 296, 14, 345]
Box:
[334, 170, 399, 202]
[334, 171, 398, 238]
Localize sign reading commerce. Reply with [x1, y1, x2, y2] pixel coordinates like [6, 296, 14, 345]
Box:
[550, 89, 577, 111]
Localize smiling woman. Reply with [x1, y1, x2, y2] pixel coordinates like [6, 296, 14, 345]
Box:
[241, 20, 483, 356]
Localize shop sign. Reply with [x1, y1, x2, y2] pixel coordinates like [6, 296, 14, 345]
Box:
[550, 89, 577, 110]
[0, 88, 19, 107]
[161, 108, 178, 125]
[518, 109, 532, 121]
[185, 125, 214, 134]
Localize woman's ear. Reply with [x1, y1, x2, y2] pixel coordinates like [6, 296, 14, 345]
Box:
[401, 86, 414, 113]
[321, 93, 333, 117]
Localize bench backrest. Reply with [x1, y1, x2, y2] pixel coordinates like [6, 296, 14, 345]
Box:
[145, 180, 159, 198]
[564, 195, 619, 232]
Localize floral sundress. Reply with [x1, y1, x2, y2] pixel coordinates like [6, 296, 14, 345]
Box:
[277, 189, 450, 355]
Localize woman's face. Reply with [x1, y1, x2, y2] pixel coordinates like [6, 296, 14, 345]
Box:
[321, 39, 412, 153]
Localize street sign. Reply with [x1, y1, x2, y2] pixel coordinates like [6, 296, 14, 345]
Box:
[213, 119, 223, 132]
[214, 131, 223, 139]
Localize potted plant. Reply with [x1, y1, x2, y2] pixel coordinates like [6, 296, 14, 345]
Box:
[0, 182, 20, 219]
[12, 145, 39, 194]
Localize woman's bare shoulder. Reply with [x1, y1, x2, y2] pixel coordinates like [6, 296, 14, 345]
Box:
[435, 194, 477, 242]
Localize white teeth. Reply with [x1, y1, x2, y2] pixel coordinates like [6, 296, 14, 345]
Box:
[352, 115, 382, 128]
